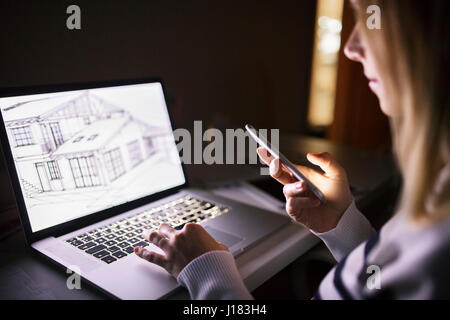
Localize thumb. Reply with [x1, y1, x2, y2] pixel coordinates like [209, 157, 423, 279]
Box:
[306, 152, 344, 179]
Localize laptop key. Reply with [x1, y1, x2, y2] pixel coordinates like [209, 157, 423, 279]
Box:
[86, 245, 106, 254]
[105, 234, 115, 239]
[124, 246, 135, 254]
[104, 240, 116, 246]
[95, 237, 107, 244]
[112, 251, 127, 259]
[102, 255, 117, 264]
[129, 238, 140, 244]
[71, 240, 84, 246]
[93, 250, 109, 259]
[108, 245, 120, 252]
[175, 223, 185, 230]
[118, 242, 130, 248]
[134, 241, 148, 248]
[78, 241, 96, 250]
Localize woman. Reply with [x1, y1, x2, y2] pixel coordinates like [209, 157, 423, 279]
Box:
[134, 0, 450, 299]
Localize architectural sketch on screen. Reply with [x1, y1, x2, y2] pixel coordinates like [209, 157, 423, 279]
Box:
[2, 90, 174, 202]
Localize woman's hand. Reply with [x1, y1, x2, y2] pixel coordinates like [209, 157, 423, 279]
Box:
[134, 223, 228, 278]
[257, 148, 353, 233]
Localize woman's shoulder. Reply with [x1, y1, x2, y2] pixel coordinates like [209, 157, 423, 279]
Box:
[380, 211, 450, 260]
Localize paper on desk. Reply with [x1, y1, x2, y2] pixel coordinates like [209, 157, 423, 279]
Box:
[208, 181, 287, 215]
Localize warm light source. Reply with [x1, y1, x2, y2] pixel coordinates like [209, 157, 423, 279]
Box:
[307, 0, 344, 128]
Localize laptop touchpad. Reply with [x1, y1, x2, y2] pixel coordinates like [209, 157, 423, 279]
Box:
[204, 226, 244, 248]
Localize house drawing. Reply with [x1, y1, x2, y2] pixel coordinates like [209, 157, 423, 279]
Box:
[2, 90, 173, 199]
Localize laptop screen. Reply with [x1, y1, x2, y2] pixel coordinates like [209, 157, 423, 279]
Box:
[0, 82, 185, 232]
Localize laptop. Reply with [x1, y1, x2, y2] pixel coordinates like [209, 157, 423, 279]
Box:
[0, 78, 290, 299]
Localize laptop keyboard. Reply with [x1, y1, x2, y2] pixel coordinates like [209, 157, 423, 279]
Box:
[65, 195, 229, 264]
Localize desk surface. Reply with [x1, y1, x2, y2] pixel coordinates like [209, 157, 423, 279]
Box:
[0, 135, 397, 299]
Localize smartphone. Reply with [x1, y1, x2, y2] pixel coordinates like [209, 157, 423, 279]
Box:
[245, 124, 326, 204]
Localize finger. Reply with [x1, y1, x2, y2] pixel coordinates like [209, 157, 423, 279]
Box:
[184, 223, 229, 251]
[142, 230, 169, 250]
[257, 147, 274, 166]
[216, 241, 228, 250]
[258, 147, 297, 185]
[134, 247, 167, 268]
[306, 152, 345, 179]
[184, 222, 202, 232]
[285, 196, 321, 215]
[283, 181, 309, 197]
[184, 223, 217, 242]
[158, 223, 177, 238]
[270, 158, 297, 185]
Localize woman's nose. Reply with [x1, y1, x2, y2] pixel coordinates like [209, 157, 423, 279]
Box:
[344, 25, 365, 62]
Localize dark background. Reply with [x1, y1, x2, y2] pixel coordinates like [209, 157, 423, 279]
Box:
[0, 0, 316, 132]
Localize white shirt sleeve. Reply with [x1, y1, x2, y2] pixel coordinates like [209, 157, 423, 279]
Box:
[311, 200, 376, 261]
[177, 202, 374, 299]
[177, 250, 253, 300]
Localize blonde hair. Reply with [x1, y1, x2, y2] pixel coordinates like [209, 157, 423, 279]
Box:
[355, 0, 450, 223]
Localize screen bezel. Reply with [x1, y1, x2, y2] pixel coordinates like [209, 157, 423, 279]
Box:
[0, 78, 188, 244]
